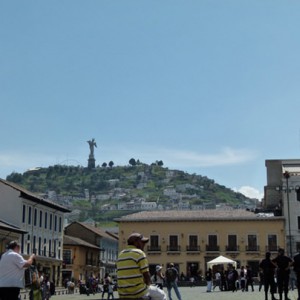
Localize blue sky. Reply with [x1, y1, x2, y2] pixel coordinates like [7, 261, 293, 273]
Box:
[1, 1, 300, 200]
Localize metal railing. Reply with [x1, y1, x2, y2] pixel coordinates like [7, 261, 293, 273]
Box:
[167, 245, 181, 252]
[147, 245, 161, 252]
[186, 245, 201, 252]
[246, 245, 260, 252]
[206, 245, 220, 251]
[225, 245, 239, 252]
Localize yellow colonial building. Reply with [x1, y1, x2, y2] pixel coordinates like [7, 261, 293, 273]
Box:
[116, 210, 285, 278]
[62, 235, 102, 284]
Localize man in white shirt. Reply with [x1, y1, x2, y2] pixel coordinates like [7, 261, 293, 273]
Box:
[0, 240, 35, 300]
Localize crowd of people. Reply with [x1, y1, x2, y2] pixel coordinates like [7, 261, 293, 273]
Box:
[74, 274, 116, 299]
[204, 247, 300, 300]
[3, 237, 300, 300]
[205, 264, 255, 293]
[115, 232, 300, 300]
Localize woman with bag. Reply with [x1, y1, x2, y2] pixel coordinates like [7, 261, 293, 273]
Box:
[29, 259, 42, 300]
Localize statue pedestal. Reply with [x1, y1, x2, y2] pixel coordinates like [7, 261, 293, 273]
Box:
[88, 156, 96, 169]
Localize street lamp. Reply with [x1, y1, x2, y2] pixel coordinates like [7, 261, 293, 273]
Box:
[283, 171, 293, 258]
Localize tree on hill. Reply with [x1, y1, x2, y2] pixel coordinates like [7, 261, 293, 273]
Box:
[108, 161, 114, 168]
[157, 160, 164, 166]
[129, 158, 136, 166]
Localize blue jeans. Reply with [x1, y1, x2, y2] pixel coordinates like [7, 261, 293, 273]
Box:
[166, 281, 182, 300]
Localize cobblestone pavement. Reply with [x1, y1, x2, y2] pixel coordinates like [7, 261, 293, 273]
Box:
[21, 286, 299, 300]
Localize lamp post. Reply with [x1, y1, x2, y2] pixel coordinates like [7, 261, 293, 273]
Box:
[283, 171, 293, 258]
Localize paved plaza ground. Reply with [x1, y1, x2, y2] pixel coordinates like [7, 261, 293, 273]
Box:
[21, 285, 299, 300]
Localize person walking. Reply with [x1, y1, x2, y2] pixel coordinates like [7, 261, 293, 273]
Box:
[259, 251, 277, 300]
[41, 276, 51, 300]
[165, 263, 182, 300]
[0, 240, 36, 300]
[151, 265, 165, 290]
[240, 266, 247, 292]
[107, 278, 115, 300]
[213, 270, 221, 291]
[205, 268, 212, 292]
[220, 270, 227, 291]
[272, 248, 293, 300]
[117, 232, 166, 300]
[293, 248, 300, 300]
[102, 273, 111, 299]
[29, 259, 42, 300]
[227, 265, 238, 292]
[245, 265, 254, 292]
[258, 270, 265, 292]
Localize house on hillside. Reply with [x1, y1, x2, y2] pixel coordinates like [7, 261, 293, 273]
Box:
[141, 201, 157, 210]
[0, 179, 70, 286]
[64, 222, 118, 279]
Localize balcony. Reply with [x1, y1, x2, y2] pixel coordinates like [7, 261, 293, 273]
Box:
[206, 245, 220, 252]
[167, 245, 181, 253]
[147, 245, 161, 253]
[246, 245, 260, 252]
[186, 245, 200, 253]
[225, 245, 239, 252]
[265, 245, 278, 252]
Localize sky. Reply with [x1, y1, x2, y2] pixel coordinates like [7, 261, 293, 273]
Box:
[1, 1, 300, 200]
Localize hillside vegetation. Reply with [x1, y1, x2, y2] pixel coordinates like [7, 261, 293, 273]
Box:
[6, 163, 253, 222]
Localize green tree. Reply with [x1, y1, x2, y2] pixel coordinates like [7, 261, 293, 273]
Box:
[129, 158, 136, 166]
[109, 161, 114, 168]
[157, 160, 164, 167]
[102, 162, 107, 168]
[6, 172, 22, 183]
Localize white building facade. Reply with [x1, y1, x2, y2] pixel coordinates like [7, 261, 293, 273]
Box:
[264, 159, 300, 257]
[0, 179, 70, 286]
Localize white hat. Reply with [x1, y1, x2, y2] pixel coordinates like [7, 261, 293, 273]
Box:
[156, 265, 162, 272]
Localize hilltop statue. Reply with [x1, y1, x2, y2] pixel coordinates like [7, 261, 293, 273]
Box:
[87, 138, 97, 157]
[87, 138, 97, 169]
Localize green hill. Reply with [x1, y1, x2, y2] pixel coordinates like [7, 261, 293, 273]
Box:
[6, 163, 254, 222]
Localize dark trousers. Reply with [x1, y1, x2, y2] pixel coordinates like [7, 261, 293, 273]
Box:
[0, 287, 20, 300]
[246, 278, 254, 291]
[264, 274, 276, 296]
[277, 271, 289, 298]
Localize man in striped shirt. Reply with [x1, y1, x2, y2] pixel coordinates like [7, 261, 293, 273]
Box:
[117, 233, 166, 300]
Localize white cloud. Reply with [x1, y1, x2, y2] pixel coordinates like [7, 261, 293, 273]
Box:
[233, 186, 264, 200]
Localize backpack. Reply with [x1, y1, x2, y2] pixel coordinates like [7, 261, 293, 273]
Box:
[166, 268, 177, 282]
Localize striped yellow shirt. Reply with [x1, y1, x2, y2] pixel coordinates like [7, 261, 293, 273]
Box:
[117, 245, 149, 298]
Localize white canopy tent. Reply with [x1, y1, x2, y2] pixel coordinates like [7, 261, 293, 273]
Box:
[207, 255, 237, 269]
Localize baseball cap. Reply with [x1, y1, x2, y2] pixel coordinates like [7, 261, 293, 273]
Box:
[127, 233, 149, 244]
[156, 265, 162, 272]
